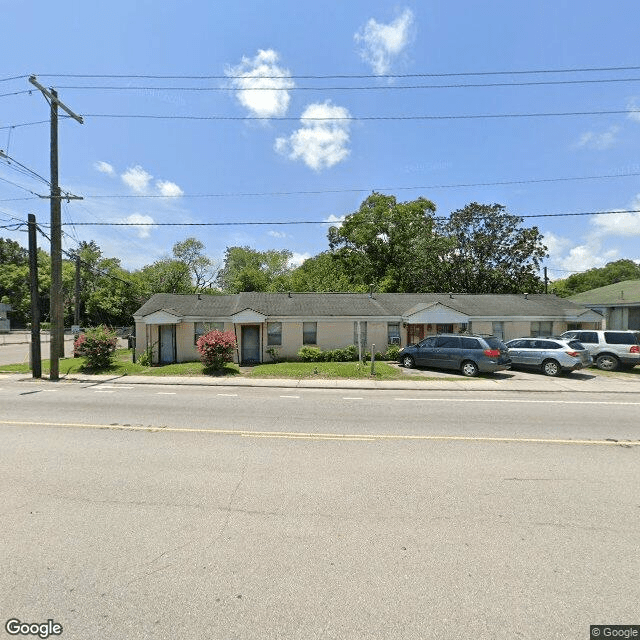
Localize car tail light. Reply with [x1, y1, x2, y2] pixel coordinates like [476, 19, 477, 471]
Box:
[566, 351, 579, 357]
[630, 345, 639, 354]
[483, 349, 500, 357]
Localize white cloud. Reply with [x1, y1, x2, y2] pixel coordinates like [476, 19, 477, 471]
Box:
[555, 242, 619, 273]
[324, 214, 346, 227]
[275, 101, 351, 171]
[541, 231, 572, 258]
[289, 252, 311, 268]
[94, 161, 115, 176]
[156, 180, 183, 198]
[591, 202, 640, 237]
[121, 165, 153, 193]
[268, 230, 287, 238]
[226, 49, 295, 118]
[576, 125, 620, 150]
[627, 98, 640, 122]
[355, 8, 415, 75]
[122, 213, 156, 239]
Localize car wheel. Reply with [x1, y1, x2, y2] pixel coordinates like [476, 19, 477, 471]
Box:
[401, 355, 415, 369]
[542, 359, 561, 377]
[461, 360, 479, 377]
[596, 354, 620, 371]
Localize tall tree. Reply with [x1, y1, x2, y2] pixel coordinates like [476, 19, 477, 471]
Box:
[216, 246, 293, 293]
[436, 202, 548, 294]
[137, 258, 193, 296]
[172, 237, 217, 292]
[327, 193, 450, 292]
[288, 251, 368, 292]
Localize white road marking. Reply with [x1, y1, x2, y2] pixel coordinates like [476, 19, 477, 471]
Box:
[217, 393, 238, 397]
[394, 397, 640, 406]
[157, 392, 176, 395]
[280, 395, 300, 399]
[93, 385, 134, 390]
[343, 397, 363, 400]
[93, 390, 115, 393]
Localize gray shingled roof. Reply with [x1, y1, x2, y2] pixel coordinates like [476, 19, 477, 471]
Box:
[134, 292, 592, 319]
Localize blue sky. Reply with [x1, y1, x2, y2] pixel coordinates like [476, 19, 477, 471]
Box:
[1, 0, 640, 281]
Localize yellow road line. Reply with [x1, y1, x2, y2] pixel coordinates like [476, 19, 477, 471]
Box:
[0, 419, 638, 446]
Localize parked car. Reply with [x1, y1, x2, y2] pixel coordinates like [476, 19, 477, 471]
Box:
[505, 337, 593, 376]
[398, 334, 511, 377]
[560, 330, 640, 371]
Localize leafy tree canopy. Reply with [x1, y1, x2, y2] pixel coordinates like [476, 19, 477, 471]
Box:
[216, 246, 293, 293]
[550, 259, 640, 298]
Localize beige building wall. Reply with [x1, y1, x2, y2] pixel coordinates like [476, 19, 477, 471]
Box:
[504, 321, 530, 341]
[470, 321, 492, 336]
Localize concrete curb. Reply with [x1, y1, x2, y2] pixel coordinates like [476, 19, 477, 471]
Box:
[2, 371, 638, 394]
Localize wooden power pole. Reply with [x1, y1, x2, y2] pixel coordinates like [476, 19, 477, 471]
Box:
[29, 76, 83, 381]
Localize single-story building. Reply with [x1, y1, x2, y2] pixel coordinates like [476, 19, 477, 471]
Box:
[133, 292, 603, 365]
[0, 302, 11, 333]
[569, 280, 640, 331]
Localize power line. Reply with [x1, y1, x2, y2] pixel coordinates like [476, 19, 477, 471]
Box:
[44, 208, 640, 228]
[0, 74, 29, 83]
[33, 64, 640, 80]
[0, 150, 51, 187]
[0, 175, 43, 197]
[1, 108, 637, 130]
[77, 171, 640, 200]
[0, 89, 32, 98]
[52, 77, 640, 91]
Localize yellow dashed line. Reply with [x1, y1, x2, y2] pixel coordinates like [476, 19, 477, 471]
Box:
[0, 419, 638, 447]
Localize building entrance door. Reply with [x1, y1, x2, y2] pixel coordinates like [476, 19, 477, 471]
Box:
[159, 325, 176, 364]
[241, 325, 260, 364]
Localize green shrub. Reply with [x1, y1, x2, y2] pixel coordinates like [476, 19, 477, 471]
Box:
[74, 325, 118, 369]
[385, 344, 401, 361]
[197, 330, 237, 370]
[298, 346, 323, 362]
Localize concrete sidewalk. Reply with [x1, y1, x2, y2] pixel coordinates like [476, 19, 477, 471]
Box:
[2, 369, 638, 394]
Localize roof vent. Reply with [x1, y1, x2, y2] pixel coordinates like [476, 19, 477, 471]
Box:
[197, 294, 202, 300]
[288, 291, 292, 298]
[449, 292, 453, 299]
[369, 284, 375, 298]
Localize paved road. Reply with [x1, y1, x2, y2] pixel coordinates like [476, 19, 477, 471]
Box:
[1, 380, 638, 640]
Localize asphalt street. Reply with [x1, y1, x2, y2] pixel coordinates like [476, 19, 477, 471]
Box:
[1, 377, 639, 640]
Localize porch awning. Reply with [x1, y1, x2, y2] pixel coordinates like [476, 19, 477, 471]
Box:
[402, 302, 470, 324]
[141, 309, 183, 325]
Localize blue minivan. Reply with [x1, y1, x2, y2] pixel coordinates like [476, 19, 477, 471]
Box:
[398, 334, 511, 377]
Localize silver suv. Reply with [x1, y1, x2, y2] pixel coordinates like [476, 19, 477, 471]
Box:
[560, 330, 640, 371]
[505, 337, 593, 376]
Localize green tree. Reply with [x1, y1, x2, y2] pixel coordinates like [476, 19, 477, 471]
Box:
[551, 259, 640, 297]
[436, 202, 548, 294]
[172, 237, 217, 292]
[137, 258, 193, 296]
[327, 193, 450, 292]
[288, 251, 368, 292]
[216, 246, 293, 293]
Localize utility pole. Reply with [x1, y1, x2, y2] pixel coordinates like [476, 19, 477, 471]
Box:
[29, 76, 83, 381]
[544, 266, 549, 294]
[74, 256, 81, 327]
[27, 214, 42, 379]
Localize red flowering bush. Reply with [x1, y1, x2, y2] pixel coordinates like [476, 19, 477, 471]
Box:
[74, 325, 118, 369]
[196, 330, 237, 370]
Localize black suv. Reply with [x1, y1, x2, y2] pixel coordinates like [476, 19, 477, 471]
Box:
[398, 334, 511, 377]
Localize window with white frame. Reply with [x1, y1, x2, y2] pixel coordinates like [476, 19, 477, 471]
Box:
[387, 323, 400, 344]
[303, 322, 317, 345]
[267, 322, 282, 346]
[194, 322, 224, 345]
[353, 321, 367, 347]
[530, 321, 553, 337]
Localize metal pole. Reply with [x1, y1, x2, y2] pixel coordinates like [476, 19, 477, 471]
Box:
[75, 256, 81, 326]
[28, 214, 41, 378]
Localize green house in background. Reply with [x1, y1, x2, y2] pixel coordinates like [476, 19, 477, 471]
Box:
[569, 280, 640, 331]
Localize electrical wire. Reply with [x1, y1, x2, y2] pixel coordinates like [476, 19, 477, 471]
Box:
[77, 171, 640, 200]
[33, 208, 640, 227]
[33, 64, 640, 80]
[78, 109, 638, 122]
[52, 77, 640, 92]
[0, 175, 43, 197]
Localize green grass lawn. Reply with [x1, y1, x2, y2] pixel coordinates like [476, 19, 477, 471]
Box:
[0, 349, 240, 377]
[246, 361, 405, 380]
